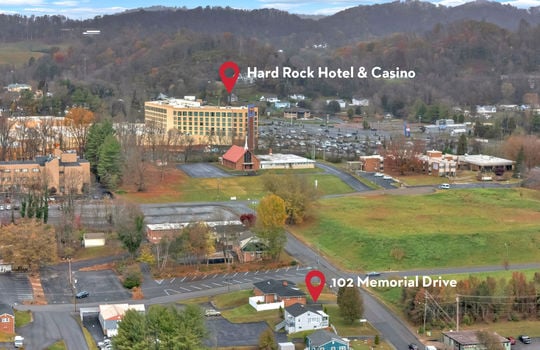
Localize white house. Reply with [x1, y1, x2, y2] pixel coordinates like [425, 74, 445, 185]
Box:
[476, 105, 497, 114]
[326, 99, 347, 109]
[283, 303, 329, 334]
[351, 97, 370, 106]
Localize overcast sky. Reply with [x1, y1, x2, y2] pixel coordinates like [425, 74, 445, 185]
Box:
[1, 0, 539, 19]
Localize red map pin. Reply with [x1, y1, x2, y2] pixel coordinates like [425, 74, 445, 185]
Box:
[219, 61, 240, 93]
[305, 270, 326, 302]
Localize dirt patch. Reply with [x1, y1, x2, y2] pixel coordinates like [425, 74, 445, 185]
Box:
[79, 262, 115, 271]
[119, 164, 186, 202]
[24, 273, 47, 305]
[152, 253, 297, 279]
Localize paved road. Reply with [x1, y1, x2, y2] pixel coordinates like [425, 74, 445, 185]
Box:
[284, 233, 422, 349]
[316, 163, 372, 192]
[18, 311, 88, 350]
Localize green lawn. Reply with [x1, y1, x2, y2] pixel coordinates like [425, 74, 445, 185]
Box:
[46, 340, 66, 350]
[325, 305, 378, 336]
[14, 309, 32, 328]
[292, 188, 540, 271]
[220, 304, 282, 326]
[213, 290, 253, 309]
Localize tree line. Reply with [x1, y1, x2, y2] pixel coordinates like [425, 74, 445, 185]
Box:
[401, 272, 540, 331]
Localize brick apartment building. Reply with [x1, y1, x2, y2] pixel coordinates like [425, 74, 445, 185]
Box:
[0, 147, 90, 194]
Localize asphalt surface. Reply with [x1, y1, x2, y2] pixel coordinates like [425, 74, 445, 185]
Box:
[316, 163, 372, 192]
[204, 319, 279, 347]
[177, 163, 232, 178]
[18, 311, 89, 350]
[0, 272, 33, 305]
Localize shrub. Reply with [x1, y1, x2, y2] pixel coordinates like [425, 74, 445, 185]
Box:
[123, 270, 142, 289]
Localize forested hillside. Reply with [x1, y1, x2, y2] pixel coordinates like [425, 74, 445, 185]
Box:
[1, 1, 540, 121]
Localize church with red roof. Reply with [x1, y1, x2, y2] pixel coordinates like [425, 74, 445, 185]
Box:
[221, 143, 260, 171]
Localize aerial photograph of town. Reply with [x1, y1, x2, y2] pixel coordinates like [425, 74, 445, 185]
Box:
[0, 0, 539, 349]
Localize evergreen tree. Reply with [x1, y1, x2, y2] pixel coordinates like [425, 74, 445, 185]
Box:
[457, 134, 468, 155]
[85, 120, 115, 174]
[513, 146, 525, 178]
[97, 134, 123, 190]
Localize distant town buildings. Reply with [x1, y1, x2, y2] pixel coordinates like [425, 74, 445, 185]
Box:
[144, 97, 258, 147]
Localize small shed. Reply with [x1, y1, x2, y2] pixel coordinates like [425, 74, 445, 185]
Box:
[83, 233, 106, 248]
[278, 342, 295, 350]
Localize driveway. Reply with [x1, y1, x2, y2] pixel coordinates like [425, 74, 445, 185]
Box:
[177, 163, 232, 178]
[359, 172, 399, 189]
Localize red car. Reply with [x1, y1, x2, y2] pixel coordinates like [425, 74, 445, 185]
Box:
[507, 337, 516, 345]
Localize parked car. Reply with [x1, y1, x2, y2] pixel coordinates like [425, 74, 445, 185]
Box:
[439, 183, 451, 189]
[75, 290, 89, 299]
[374, 172, 384, 177]
[519, 335, 532, 344]
[383, 175, 393, 180]
[408, 344, 419, 350]
[205, 309, 221, 317]
[507, 337, 516, 345]
[366, 271, 381, 277]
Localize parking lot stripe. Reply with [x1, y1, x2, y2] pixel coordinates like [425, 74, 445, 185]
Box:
[191, 276, 197, 281]
[233, 280, 242, 284]
[191, 285, 202, 290]
[212, 282, 222, 287]
[155, 279, 164, 285]
[254, 271, 259, 274]
[233, 272, 238, 277]
[244, 271, 249, 276]
[179, 287, 191, 292]
[202, 274, 208, 279]
[170, 278, 175, 283]
[223, 281, 232, 285]
[201, 284, 212, 289]
[223, 273, 229, 277]
[253, 277, 263, 280]
[213, 274, 218, 278]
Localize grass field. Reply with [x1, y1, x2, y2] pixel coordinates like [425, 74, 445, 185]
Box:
[0, 42, 51, 67]
[120, 164, 354, 203]
[291, 188, 540, 271]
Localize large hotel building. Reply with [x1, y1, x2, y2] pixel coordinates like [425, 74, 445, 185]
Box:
[144, 97, 258, 148]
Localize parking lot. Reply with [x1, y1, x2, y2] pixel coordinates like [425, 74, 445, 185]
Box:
[40, 264, 130, 304]
[177, 163, 232, 178]
[205, 318, 286, 347]
[0, 272, 33, 305]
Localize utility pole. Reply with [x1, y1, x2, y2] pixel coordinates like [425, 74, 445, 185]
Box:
[423, 290, 428, 334]
[456, 295, 460, 331]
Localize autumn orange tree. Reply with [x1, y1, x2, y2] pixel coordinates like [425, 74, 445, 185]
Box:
[256, 194, 287, 261]
[64, 107, 95, 155]
[0, 220, 57, 272]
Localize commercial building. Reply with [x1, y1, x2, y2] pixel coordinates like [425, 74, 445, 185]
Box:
[442, 330, 510, 350]
[99, 304, 145, 337]
[144, 97, 258, 147]
[0, 148, 90, 194]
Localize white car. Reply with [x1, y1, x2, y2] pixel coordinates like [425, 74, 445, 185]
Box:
[205, 309, 221, 317]
[439, 183, 451, 189]
[374, 172, 384, 177]
[383, 175, 393, 180]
